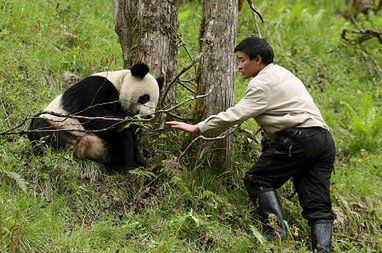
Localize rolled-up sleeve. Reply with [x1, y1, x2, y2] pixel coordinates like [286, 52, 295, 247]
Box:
[197, 84, 268, 134]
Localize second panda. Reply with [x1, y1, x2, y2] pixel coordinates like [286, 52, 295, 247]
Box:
[28, 63, 164, 170]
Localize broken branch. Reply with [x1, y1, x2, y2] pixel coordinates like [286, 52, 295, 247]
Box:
[178, 125, 239, 161]
[341, 29, 382, 43]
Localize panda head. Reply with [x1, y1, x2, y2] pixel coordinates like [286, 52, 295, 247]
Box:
[119, 63, 164, 118]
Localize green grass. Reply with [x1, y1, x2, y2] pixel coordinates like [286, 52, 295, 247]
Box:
[1, 0, 381, 252]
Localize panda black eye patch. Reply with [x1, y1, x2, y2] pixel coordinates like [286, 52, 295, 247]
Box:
[138, 94, 150, 104]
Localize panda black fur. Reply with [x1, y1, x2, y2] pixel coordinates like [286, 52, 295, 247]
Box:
[28, 63, 164, 170]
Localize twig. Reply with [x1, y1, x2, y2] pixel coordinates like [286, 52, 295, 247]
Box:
[341, 29, 382, 43]
[246, 0, 264, 23]
[179, 40, 194, 65]
[35, 111, 138, 122]
[0, 88, 213, 137]
[160, 54, 201, 107]
[177, 80, 196, 94]
[158, 86, 213, 113]
[72, 100, 121, 116]
[0, 110, 144, 136]
[238, 126, 262, 144]
[0, 120, 124, 136]
[166, 112, 192, 121]
[178, 126, 239, 160]
[246, 0, 264, 38]
[179, 79, 196, 86]
[341, 28, 382, 85]
[171, 24, 196, 72]
[0, 117, 31, 135]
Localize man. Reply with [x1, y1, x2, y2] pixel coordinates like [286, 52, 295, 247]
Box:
[167, 37, 335, 252]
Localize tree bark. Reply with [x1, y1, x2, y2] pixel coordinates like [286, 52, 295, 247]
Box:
[114, 0, 178, 105]
[195, 0, 238, 172]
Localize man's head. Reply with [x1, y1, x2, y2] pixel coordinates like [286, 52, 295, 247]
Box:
[234, 37, 274, 79]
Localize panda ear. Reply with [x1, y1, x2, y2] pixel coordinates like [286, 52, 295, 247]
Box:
[131, 63, 149, 79]
[156, 76, 165, 90]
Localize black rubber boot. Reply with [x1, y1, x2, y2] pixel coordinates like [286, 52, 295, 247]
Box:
[257, 190, 288, 238]
[311, 221, 332, 252]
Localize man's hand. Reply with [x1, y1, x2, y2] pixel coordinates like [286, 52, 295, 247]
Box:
[166, 121, 200, 134]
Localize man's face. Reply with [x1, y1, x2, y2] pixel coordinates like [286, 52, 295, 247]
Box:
[237, 52, 263, 79]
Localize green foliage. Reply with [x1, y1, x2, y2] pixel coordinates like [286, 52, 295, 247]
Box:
[0, 169, 27, 193]
[341, 94, 382, 153]
[0, 0, 381, 252]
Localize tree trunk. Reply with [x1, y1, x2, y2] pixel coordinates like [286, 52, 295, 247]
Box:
[195, 0, 238, 172]
[114, 0, 178, 106]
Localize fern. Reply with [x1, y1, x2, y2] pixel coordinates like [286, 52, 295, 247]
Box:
[340, 94, 382, 153]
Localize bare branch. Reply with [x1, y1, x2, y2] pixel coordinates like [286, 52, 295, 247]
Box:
[157, 86, 214, 114]
[171, 24, 195, 69]
[0, 117, 31, 135]
[341, 29, 382, 43]
[246, 0, 264, 38]
[237, 126, 262, 144]
[159, 54, 201, 107]
[35, 111, 130, 122]
[179, 79, 196, 86]
[178, 126, 239, 161]
[177, 80, 196, 95]
[165, 112, 192, 121]
[246, 0, 264, 23]
[0, 116, 126, 136]
[72, 100, 121, 116]
[341, 28, 382, 86]
[0, 88, 213, 137]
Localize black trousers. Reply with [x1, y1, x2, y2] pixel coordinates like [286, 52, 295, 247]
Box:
[244, 127, 336, 224]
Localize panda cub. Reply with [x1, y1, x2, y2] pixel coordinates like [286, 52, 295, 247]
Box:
[28, 63, 164, 170]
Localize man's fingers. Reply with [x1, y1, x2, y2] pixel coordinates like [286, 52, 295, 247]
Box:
[166, 121, 179, 125]
[166, 121, 195, 133]
[166, 121, 183, 127]
[166, 121, 183, 130]
[166, 121, 179, 127]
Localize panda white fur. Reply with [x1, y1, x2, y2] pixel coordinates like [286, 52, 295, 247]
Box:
[28, 63, 164, 170]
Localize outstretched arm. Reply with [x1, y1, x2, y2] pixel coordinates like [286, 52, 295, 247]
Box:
[166, 121, 200, 134]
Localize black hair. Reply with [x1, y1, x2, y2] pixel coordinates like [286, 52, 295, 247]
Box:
[234, 37, 274, 64]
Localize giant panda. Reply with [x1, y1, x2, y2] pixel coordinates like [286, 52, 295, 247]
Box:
[27, 63, 164, 170]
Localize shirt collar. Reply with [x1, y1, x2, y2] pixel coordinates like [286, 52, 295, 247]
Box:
[257, 63, 274, 76]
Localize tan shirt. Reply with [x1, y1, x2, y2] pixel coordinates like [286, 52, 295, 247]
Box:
[197, 63, 329, 136]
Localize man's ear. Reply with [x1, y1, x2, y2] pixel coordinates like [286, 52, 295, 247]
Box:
[255, 55, 262, 63]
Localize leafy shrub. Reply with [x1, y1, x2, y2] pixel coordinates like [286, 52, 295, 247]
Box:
[341, 94, 382, 153]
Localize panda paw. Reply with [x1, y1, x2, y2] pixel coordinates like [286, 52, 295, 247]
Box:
[124, 160, 147, 170]
[135, 157, 147, 168]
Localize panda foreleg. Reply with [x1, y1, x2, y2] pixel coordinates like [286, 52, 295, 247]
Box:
[98, 129, 135, 171]
[122, 129, 136, 167]
[130, 125, 147, 167]
[117, 126, 146, 169]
